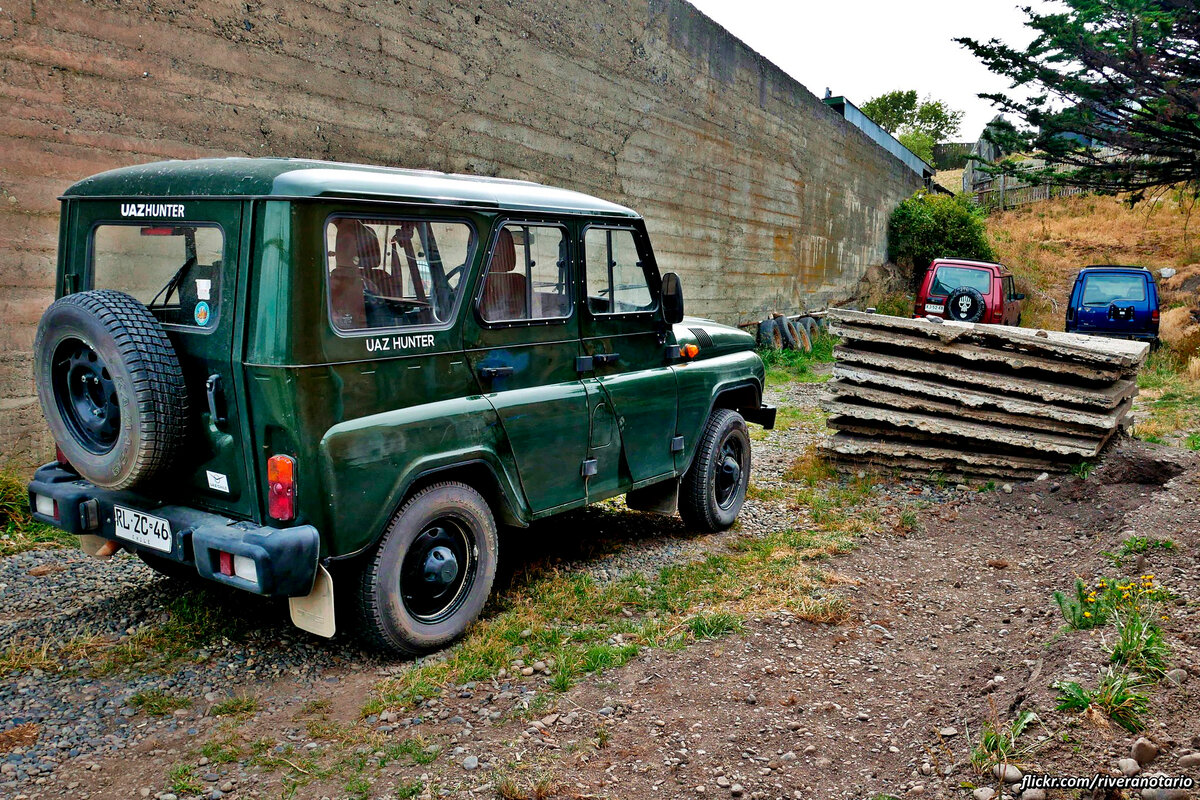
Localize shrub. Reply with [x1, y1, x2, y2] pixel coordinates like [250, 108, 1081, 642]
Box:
[1055, 669, 1149, 732]
[1107, 608, 1171, 677]
[888, 191, 995, 275]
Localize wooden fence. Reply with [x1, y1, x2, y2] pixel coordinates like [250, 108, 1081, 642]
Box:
[973, 179, 1086, 211]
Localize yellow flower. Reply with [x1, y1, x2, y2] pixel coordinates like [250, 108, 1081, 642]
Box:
[1084, 612, 1092, 618]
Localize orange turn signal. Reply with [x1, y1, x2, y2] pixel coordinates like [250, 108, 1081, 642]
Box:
[680, 343, 700, 359]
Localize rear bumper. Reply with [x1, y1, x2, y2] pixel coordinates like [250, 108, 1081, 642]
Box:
[27, 463, 320, 597]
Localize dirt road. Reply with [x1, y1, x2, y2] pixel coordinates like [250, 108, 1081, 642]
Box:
[2, 384, 1198, 800]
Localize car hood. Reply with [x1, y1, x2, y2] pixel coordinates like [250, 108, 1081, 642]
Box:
[672, 317, 756, 357]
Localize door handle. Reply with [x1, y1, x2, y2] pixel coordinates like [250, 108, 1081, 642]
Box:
[205, 374, 226, 425]
[479, 365, 514, 380]
[593, 353, 620, 365]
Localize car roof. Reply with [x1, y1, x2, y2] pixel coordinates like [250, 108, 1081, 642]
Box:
[1078, 265, 1153, 275]
[932, 258, 1008, 274]
[62, 157, 640, 218]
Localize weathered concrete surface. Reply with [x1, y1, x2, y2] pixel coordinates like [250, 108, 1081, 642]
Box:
[833, 347, 1138, 410]
[822, 310, 1149, 480]
[831, 310, 1150, 370]
[824, 402, 1108, 458]
[831, 364, 1132, 431]
[0, 0, 922, 467]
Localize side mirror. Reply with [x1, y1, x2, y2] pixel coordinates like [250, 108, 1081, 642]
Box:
[1015, 293, 1026, 300]
[661, 272, 685, 324]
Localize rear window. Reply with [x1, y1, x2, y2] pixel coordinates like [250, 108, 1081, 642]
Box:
[92, 224, 224, 328]
[326, 216, 475, 332]
[1081, 273, 1147, 305]
[930, 266, 992, 296]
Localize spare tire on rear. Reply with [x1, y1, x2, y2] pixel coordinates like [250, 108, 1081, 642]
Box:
[34, 290, 188, 490]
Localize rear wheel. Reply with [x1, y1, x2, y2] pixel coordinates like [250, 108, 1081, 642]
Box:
[679, 409, 751, 532]
[355, 482, 498, 656]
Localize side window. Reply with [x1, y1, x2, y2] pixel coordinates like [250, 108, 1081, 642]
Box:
[1003, 276, 1016, 299]
[479, 223, 570, 323]
[584, 228, 654, 314]
[326, 216, 473, 332]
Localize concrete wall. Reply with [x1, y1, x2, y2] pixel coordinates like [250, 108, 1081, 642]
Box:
[0, 0, 923, 467]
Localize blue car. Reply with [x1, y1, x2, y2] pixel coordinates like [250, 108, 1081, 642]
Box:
[1065, 266, 1160, 344]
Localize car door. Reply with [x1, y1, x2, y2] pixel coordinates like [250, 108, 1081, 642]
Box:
[462, 219, 591, 515]
[578, 222, 679, 488]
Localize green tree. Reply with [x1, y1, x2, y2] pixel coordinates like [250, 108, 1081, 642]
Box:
[888, 192, 995, 274]
[898, 131, 936, 165]
[861, 90, 964, 164]
[958, 0, 1200, 196]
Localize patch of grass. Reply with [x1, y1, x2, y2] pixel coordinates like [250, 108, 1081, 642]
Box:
[1070, 461, 1094, 479]
[0, 470, 76, 557]
[1121, 536, 1175, 555]
[166, 764, 204, 795]
[687, 611, 744, 639]
[92, 589, 246, 675]
[1055, 669, 1149, 733]
[759, 332, 838, 385]
[970, 708, 1041, 772]
[0, 641, 57, 674]
[345, 774, 371, 800]
[1053, 574, 1171, 630]
[396, 780, 425, 799]
[783, 447, 836, 484]
[210, 694, 258, 717]
[131, 689, 191, 716]
[200, 731, 244, 764]
[1107, 608, 1171, 677]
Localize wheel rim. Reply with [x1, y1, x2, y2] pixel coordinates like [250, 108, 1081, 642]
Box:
[715, 435, 746, 510]
[51, 338, 120, 455]
[400, 517, 477, 624]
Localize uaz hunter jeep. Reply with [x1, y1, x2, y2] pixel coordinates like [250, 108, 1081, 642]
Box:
[27, 158, 775, 655]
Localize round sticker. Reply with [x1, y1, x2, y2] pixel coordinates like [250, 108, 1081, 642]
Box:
[194, 301, 211, 326]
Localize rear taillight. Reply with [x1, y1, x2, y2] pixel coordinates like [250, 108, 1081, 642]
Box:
[1151, 308, 1160, 323]
[267, 454, 296, 521]
[33, 494, 58, 520]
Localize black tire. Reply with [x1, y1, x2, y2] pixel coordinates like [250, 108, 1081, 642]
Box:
[793, 321, 812, 353]
[679, 409, 751, 532]
[757, 318, 783, 350]
[798, 316, 818, 341]
[945, 286, 987, 323]
[778, 318, 800, 350]
[34, 290, 188, 490]
[355, 482, 498, 656]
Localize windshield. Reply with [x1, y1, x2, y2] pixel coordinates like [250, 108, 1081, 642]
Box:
[92, 224, 224, 328]
[1082, 273, 1147, 305]
[930, 266, 992, 296]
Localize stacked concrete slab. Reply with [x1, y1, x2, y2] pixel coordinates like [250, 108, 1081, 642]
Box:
[821, 310, 1150, 481]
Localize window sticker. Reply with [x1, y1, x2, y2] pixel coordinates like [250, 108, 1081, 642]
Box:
[194, 300, 211, 326]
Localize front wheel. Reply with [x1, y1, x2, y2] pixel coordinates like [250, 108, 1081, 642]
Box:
[679, 409, 751, 532]
[355, 482, 498, 656]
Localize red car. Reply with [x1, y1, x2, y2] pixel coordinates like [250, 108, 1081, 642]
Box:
[914, 258, 1025, 325]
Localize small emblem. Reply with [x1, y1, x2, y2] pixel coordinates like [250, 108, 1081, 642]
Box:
[206, 471, 229, 493]
[194, 301, 211, 326]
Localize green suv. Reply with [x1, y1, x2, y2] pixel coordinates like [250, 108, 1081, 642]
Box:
[27, 158, 774, 655]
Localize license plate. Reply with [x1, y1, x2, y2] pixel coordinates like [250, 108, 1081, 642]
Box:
[924, 303, 944, 314]
[113, 505, 173, 553]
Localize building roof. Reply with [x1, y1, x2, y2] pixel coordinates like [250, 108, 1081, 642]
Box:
[63, 157, 640, 217]
[822, 97, 935, 181]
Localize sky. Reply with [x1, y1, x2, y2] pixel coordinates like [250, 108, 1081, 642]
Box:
[686, 0, 1053, 141]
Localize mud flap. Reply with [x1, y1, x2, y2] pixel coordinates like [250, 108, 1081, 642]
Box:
[625, 479, 680, 515]
[289, 564, 336, 638]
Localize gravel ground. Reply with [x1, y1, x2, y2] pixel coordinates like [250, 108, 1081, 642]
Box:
[0, 374, 963, 796]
